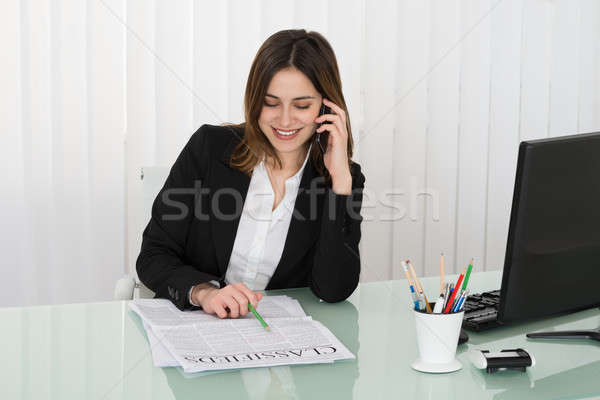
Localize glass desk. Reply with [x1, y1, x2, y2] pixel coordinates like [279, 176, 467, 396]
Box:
[1, 271, 599, 399]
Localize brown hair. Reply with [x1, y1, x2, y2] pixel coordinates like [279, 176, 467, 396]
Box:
[228, 29, 354, 181]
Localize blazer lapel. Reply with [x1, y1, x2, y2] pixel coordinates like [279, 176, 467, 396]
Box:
[268, 160, 324, 288]
[210, 134, 250, 277]
[209, 131, 325, 284]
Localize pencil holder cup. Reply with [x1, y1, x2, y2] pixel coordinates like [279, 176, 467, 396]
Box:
[411, 305, 464, 373]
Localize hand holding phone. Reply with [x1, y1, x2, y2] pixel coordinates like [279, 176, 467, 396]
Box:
[316, 103, 331, 154]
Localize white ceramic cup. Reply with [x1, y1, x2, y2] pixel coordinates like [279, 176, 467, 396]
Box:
[411, 306, 464, 373]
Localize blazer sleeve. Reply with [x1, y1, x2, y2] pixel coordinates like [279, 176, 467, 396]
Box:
[136, 125, 220, 310]
[309, 163, 365, 302]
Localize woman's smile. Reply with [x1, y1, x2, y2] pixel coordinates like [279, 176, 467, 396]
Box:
[272, 127, 302, 140]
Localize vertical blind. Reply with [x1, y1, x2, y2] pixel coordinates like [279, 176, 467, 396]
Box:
[1, 0, 598, 306]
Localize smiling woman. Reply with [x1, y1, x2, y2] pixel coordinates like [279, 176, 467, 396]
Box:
[230, 30, 355, 183]
[260, 68, 320, 162]
[136, 29, 366, 316]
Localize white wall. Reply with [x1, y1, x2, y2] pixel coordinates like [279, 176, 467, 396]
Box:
[1, 0, 599, 306]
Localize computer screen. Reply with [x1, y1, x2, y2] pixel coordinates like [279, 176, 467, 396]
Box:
[498, 132, 600, 323]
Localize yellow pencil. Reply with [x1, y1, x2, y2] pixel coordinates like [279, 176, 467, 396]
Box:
[401, 261, 415, 286]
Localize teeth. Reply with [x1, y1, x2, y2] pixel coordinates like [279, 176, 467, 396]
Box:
[275, 129, 299, 136]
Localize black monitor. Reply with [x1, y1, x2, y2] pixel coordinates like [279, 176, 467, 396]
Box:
[498, 132, 600, 325]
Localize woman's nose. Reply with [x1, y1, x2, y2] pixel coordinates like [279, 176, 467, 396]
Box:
[278, 106, 293, 127]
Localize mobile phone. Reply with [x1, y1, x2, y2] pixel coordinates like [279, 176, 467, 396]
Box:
[316, 103, 331, 154]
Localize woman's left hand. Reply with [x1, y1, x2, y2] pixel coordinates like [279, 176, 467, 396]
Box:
[314, 98, 352, 194]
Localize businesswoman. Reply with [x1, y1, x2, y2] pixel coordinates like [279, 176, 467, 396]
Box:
[137, 29, 365, 318]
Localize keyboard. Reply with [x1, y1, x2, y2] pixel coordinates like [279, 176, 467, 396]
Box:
[462, 289, 502, 331]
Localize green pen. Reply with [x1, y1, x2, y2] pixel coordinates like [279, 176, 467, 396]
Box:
[462, 259, 474, 291]
[248, 303, 270, 331]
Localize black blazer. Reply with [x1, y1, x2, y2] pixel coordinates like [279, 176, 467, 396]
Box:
[136, 124, 365, 310]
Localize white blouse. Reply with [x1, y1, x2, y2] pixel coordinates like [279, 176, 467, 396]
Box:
[224, 147, 312, 290]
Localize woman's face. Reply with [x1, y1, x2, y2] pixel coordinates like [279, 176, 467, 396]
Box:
[258, 67, 322, 160]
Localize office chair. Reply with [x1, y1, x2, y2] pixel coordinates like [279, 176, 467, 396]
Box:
[113, 166, 169, 300]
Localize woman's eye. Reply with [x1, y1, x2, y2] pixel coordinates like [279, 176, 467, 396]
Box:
[263, 101, 310, 109]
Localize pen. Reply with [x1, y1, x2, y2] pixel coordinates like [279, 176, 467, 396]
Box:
[451, 290, 465, 313]
[454, 290, 469, 312]
[460, 292, 470, 312]
[408, 260, 432, 313]
[444, 270, 465, 314]
[411, 285, 422, 310]
[444, 283, 454, 310]
[416, 292, 426, 311]
[401, 261, 421, 310]
[442, 283, 451, 311]
[248, 304, 270, 331]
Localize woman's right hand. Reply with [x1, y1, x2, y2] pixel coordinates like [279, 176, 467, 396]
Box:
[191, 282, 263, 319]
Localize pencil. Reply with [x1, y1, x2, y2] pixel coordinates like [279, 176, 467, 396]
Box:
[461, 258, 474, 291]
[440, 253, 445, 295]
[401, 260, 415, 286]
[401, 261, 421, 310]
[407, 260, 432, 313]
[248, 303, 270, 331]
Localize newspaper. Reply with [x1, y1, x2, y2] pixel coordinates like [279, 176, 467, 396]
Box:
[129, 296, 306, 327]
[129, 296, 355, 373]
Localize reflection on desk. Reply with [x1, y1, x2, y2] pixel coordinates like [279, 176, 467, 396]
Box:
[1, 271, 599, 400]
[495, 360, 600, 400]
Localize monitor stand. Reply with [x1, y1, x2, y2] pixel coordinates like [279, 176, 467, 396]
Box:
[526, 328, 600, 342]
[458, 328, 469, 345]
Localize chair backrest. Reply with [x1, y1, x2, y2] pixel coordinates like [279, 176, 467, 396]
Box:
[137, 166, 170, 299]
[142, 166, 170, 226]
